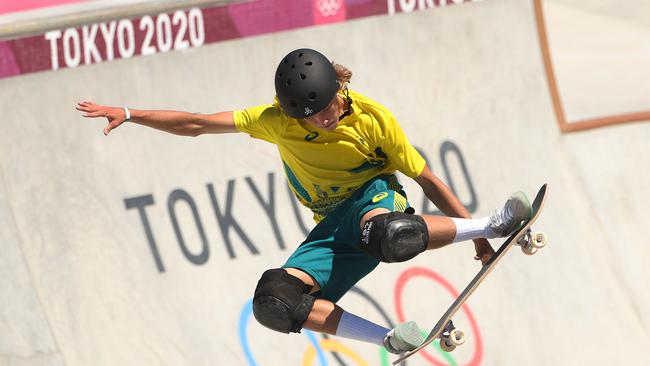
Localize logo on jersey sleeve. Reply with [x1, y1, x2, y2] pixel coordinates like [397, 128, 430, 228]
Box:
[305, 132, 319, 141]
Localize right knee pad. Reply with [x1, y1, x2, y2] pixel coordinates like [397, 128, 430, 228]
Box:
[360, 211, 429, 263]
[252, 269, 316, 334]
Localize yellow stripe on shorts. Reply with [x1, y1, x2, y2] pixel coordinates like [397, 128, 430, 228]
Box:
[393, 192, 407, 212]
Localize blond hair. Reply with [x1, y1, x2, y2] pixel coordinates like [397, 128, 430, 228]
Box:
[332, 62, 352, 91]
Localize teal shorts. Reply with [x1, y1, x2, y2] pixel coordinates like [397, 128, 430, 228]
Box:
[282, 174, 411, 303]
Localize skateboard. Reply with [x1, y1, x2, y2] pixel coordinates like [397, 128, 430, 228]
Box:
[393, 184, 548, 364]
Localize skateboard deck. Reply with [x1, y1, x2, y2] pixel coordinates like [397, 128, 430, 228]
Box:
[393, 184, 548, 364]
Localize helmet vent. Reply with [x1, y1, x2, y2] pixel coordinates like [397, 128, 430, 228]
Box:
[305, 61, 313, 66]
[291, 64, 295, 69]
[298, 52, 304, 58]
[277, 73, 282, 78]
[308, 92, 317, 101]
[286, 78, 292, 86]
[300, 73, 306, 80]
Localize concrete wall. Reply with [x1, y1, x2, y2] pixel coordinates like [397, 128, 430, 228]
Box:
[1, 0, 648, 365]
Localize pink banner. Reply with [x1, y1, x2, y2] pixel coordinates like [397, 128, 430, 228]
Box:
[0, 0, 87, 15]
[313, 0, 347, 25]
[0, 0, 476, 80]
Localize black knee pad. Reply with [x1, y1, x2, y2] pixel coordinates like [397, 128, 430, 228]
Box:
[360, 211, 429, 263]
[252, 269, 316, 334]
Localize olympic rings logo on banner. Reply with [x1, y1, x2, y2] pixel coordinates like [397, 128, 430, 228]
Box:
[317, 0, 343, 17]
[239, 267, 484, 366]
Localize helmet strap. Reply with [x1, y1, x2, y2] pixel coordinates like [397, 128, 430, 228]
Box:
[338, 87, 354, 120]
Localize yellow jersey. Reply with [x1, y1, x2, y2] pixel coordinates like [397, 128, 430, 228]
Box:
[233, 90, 426, 222]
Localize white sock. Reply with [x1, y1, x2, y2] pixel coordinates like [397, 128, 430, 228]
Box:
[335, 310, 390, 346]
[450, 217, 494, 243]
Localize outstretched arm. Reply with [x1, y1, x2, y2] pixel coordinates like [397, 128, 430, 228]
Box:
[413, 164, 495, 264]
[76, 101, 238, 136]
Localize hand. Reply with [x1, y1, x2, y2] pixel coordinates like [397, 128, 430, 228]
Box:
[76, 101, 127, 135]
[473, 238, 495, 265]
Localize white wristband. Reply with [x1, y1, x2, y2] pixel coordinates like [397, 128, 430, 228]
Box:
[123, 107, 131, 121]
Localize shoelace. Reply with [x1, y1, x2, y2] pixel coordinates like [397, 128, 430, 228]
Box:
[489, 204, 514, 228]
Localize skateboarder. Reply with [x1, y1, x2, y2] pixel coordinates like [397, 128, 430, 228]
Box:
[77, 48, 532, 354]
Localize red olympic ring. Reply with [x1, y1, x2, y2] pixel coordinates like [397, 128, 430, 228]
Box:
[395, 267, 483, 366]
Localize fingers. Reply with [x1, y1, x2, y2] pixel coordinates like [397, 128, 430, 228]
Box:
[76, 101, 95, 110]
[103, 120, 122, 136]
[76, 101, 120, 135]
[78, 100, 97, 107]
[77, 101, 115, 122]
[76, 101, 101, 117]
[78, 110, 103, 118]
[474, 254, 491, 265]
[103, 123, 113, 136]
[76, 101, 103, 109]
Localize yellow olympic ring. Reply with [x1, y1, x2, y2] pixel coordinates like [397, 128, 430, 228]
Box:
[301, 339, 369, 366]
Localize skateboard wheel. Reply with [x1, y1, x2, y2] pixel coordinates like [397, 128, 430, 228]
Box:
[531, 231, 547, 249]
[448, 328, 466, 346]
[521, 244, 537, 255]
[439, 338, 456, 352]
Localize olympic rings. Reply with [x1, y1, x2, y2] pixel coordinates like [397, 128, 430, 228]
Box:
[240, 267, 483, 366]
[302, 339, 368, 366]
[395, 267, 483, 366]
[316, 0, 343, 17]
[239, 300, 329, 366]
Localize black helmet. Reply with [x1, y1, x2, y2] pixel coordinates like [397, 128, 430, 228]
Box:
[274, 48, 339, 119]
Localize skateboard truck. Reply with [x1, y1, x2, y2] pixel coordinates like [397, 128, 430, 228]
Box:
[515, 228, 548, 256]
[439, 320, 466, 352]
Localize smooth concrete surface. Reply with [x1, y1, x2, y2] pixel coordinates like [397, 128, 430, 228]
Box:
[0, 181, 65, 365]
[544, 0, 650, 120]
[1, 0, 648, 365]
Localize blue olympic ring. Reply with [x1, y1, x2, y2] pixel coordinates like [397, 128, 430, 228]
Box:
[238, 299, 329, 366]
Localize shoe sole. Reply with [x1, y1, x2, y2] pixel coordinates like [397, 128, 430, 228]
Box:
[395, 321, 424, 350]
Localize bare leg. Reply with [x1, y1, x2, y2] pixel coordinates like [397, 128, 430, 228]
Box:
[283, 268, 344, 334]
[420, 215, 456, 250]
[304, 300, 345, 334]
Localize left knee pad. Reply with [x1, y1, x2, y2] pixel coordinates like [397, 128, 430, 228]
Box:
[360, 211, 429, 263]
[252, 269, 316, 334]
